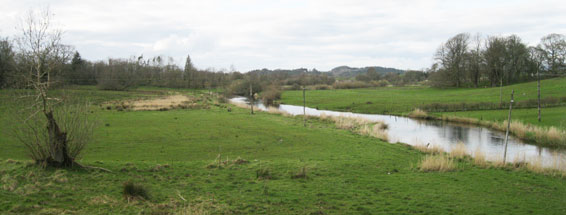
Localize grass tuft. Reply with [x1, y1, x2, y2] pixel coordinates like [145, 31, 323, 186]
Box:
[122, 181, 150, 201]
[419, 155, 456, 172]
[291, 166, 309, 179]
[256, 167, 273, 180]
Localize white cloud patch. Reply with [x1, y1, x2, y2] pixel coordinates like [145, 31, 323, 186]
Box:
[1, 0, 566, 71]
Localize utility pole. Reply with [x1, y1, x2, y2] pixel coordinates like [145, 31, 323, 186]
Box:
[503, 89, 514, 163]
[250, 82, 254, 115]
[537, 67, 541, 122]
[303, 86, 306, 127]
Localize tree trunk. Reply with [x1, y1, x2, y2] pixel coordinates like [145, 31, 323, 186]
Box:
[44, 111, 74, 167]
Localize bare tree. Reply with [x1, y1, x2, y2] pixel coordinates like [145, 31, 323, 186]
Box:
[435, 33, 469, 87]
[540, 34, 566, 75]
[13, 8, 95, 168]
[467, 33, 483, 88]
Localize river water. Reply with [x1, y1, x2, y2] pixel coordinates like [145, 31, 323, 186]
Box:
[230, 97, 566, 168]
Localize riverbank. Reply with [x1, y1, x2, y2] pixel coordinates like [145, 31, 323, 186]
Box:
[405, 109, 566, 148]
[280, 78, 566, 148]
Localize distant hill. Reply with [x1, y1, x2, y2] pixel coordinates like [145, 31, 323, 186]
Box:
[329, 66, 405, 78]
[247, 66, 405, 79]
[248, 68, 324, 76]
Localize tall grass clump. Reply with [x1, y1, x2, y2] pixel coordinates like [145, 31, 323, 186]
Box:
[413, 143, 443, 154]
[449, 142, 467, 159]
[473, 148, 489, 167]
[359, 123, 389, 141]
[321, 115, 389, 141]
[266, 107, 289, 116]
[122, 181, 150, 201]
[419, 155, 456, 172]
[407, 109, 429, 119]
[332, 116, 371, 130]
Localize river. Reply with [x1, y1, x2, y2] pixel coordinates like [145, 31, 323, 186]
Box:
[230, 97, 566, 168]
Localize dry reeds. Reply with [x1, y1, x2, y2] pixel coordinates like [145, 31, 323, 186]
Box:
[332, 116, 372, 130]
[419, 155, 456, 172]
[322, 115, 389, 141]
[525, 158, 544, 174]
[359, 124, 389, 141]
[266, 107, 289, 116]
[439, 115, 566, 147]
[408, 109, 428, 119]
[449, 142, 467, 159]
[127, 95, 192, 111]
[472, 148, 488, 167]
[413, 143, 443, 154]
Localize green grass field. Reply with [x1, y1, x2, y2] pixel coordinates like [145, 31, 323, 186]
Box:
[281, 78, 566, 129]
[1, 88, 566, 214]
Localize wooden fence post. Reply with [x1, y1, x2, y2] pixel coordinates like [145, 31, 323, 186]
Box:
[503, 89, 514, 163]
[303, 87, 306, 127]
[250, 83, 254, 115]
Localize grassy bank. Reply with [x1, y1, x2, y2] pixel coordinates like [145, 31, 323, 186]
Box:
[2, 89, 566, 214]
[281, 78, 566, 146]
[281, 77, 566, 116]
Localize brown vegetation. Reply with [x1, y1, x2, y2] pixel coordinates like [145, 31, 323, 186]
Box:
[419, 155, 456, 172]
[449, 142, 468, 159]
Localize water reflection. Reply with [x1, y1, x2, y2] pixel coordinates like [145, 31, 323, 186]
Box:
[230, 97, 566, 168]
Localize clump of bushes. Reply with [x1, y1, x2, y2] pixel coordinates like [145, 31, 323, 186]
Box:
[332, 81, 373, 89]
[261, 85, 282, 106]
[371, 80, 390, 87]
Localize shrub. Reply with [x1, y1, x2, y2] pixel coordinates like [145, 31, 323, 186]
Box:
[10, 99, 96, 168]
[313, 84, 332, 90]
[371, 80, 390, 87]
[332, 81, 372, 89]
[122, 181, 150, 201]
[261, 86, 282, 106]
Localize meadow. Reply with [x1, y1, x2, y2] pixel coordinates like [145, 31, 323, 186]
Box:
[2, 88, 566, 214]
[281, 78, 566, 117]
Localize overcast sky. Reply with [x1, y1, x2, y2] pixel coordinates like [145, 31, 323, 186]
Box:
[1, 0, 565, 71]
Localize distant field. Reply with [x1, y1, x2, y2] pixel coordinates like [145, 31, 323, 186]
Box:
[281, 77, 566, 115]
[281, 78, 566, 129]
[2, 88, 566, 214]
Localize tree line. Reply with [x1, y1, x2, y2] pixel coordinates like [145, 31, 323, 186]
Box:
[429, 33, 566, 88]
